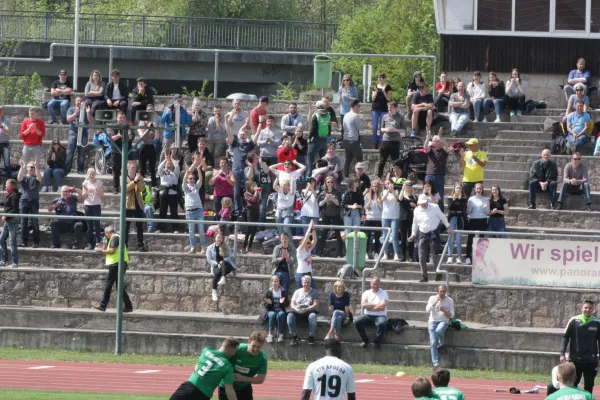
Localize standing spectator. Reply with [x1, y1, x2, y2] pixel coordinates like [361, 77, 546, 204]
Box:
[338, 74, 359, 141]
[83, 70, 106, 116]
[206, 232, 236, 302]
[157, 154, 181, 234]
[466, 71, 489, 122]
[65, 96, 93, 175]
[270, 232, 296, 291]
[566, 100, 591, 152]
[488, 184, 508, 238]
[307, 100, 333, 177]
[273, 178, 295, 238]
[300, 177, 320, 237]
[195, 137, 214, 203]
[292, 127, 308, 166]
[264, 275, 289, 343]
[242, 180, 260, 253]
[245, 152, 271, 225]
[0, 179, 20, 268]
[563, 58, 591, 102]
[109, 111, 133, 194]
[287, 275, 319, 346]
[426, 284, 455, 367]
[377, 101, 404, 179]
[295, 220, 318, 289]
[209, 156, 236, 217]
[142, 184, 155, 233]
[448, 82, 470, 137]
[547, 362, 594, 400]
[93, 226, 133, 312]
[341, 100, 365, 179]
[466, 183, 490, 264]
[399, 182, 417, 262]
[48, 185, 84, 249]
[188, 97, 208, 153]
[0, 106, 10, 178]
[446, 183, 467, 264]
[411, 83, 434, 137]
[528, 149, 558, 210]
[558, 152, 591, 211]
[342, 177, 364, 237]
[381, 180, 400, 261]
[183, 161, 206, 255]
[424, 128, 449, 211]
[459, 138, 488, 198]
[225, 98, 249, 138]
[281, 102, 305, 136]
[275, 137, 298, 169]
[42, 139, 66, 192]
[317, 176, 344, 258]
[371, 72, 392, 149]
[405, 71, 424, 117]
[563, 83, 589, 122]
[409, 194, 452, 282]
[505, 68, 526, 116]
[325, 280, 352, 340]
[354, 276, 388, 349]
[257, 115, 283, 166]
[137, 103, 160, 188]
[320, 96, 339, 141]
[205, 104, 227, 161]
[129, 77, 154, 123]
[226, 115, 254, 214]
[160, 94, 191, 160]
[103, 69, 128, 114]
[432, 368, 465, 400]
[560, 299, 600, 394]
[422, 180, 440, 205]
[485, 72, 506, 123]
[17, 159, 42, 248]
[250, 96, 269, 134]
[20, 107, 45, 168]
[355, 162, 371, 193]
[47, 69, 72, 124]
[434, 71, 452, 112]
[81, 167, 104, 251]
[124, 161, 147, 252]
[363, 180, 383, 259]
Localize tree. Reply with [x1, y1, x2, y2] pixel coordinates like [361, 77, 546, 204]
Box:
[331, 0, 439, 101]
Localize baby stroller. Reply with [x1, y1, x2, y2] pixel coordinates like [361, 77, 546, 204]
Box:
[397, 146, 428, 183]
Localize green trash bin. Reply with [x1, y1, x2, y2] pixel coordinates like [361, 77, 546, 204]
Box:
[346, 231, 367, 269]
[313, 55, 333, 89]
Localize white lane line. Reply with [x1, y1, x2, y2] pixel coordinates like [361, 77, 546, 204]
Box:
[355, 379, 375, 383]
[26, 366, 56, 370]
[134, 370, 162, 374]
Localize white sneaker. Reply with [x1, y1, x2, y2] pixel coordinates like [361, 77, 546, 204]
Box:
[212, 289, 218, 301]
[446, 256, 453, 264]
[456, 258, 463, 264]
[465, 257, 471, 264]
[393, 254, 400, 261]
[473, 119, 479, 123]
[277, 334, 284, 342]
[483, 116, 489, 122]
[510, 110, 516, 116]
[218, 276, 226, 286]
[494, 117, 501, 123]
[188, 246, 196, 254]
[266, 334, 274, 343]
[174, 231, 180, 234]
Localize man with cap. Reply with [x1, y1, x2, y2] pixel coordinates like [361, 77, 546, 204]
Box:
[48, 69, 72, 125]
[161, 94, 192, 161]
[307, 100, 333, 177]
[355, 162, 371, 193]
[250, 96, 269, 135]
[0, 106, 11, 178]
[341, 99, 365, 179]
[409, 194, 452, 282]
[378, 100, 405, 179]
[459, 138, 487, 198]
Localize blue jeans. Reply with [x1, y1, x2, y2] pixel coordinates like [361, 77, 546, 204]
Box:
[354, 314, 387, 344]
[307, 137, 328, 177]
[295, 272, 317, 290]
[277, 215, 294, 238]
[186, 208, 206, 247]
[343, 210, 362, 237]
[558, 182, 591, 205]
[447, 216, 463, 258]
[144, 205, 155, 232]
[371, 110, 387, 144]
[472, 99, 490, 121]
[268, 310, 286, 333]
[274, 270, 290, 291]
[429, 320, 449, 366]
[287, 311, 317, 335]
[47, 99, 70, 123]
[331, 309, 346, 334]
[84, 204, 102, 246]
[381, 218, 399, 255]
[19, 197, 40, 245]
[484, 98, 505, 117]
[233, 168, 246, 214]
[567, 134, 588, 151]
[424, 174, 445, 212]
[0, 143, 10, 177]
[66, 130, 88, 173]
[528, 180, 557, 205]
[1, 219, 17, 264]
[43, 167, 65, 188]
[487, 217, 507, 238]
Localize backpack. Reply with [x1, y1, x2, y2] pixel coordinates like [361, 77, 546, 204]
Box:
[386, 318, 409, 333]
[549, 136, 570, 155]
[316, 113, 331, 137]
[262, 236, 281, 254]
[337, 264, 358, 279]
[255, 229, 275, 243]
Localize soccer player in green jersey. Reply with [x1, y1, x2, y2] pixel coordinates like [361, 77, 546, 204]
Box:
[170, 337, 239, 400]
[411, 377, 439, 400]
[218, 331, 268, 400]
[546, 362, 595, 400]
[432, 367, 465, 400]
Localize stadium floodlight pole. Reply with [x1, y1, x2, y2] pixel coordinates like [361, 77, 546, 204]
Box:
[73, 0, 80, 91]
[115, 124, 129, 355]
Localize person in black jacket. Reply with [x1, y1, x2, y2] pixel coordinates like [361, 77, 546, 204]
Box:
[528, 149, 558, 209]
[1, 179, 20, 267]
[42, 138, 67, 193]
[264, 275, 289, 343]
[103, 69, 129, 114]
[110, 111, 134, 193]
[560, 299, 600, 394]
[129, 77, 154, 123]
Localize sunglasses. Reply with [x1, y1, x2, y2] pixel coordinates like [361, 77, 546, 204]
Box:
[27, 166, 35, 169]
[343, 79, 350, 81]
[573, 158, 581, 160]
[576, 89, 584, 92]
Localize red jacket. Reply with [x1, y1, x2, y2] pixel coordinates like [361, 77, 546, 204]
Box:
[277, 146, 298, 170]
[20, 119, 46, 146]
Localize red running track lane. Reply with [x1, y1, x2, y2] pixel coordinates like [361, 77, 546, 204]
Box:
[0, 359, 549, 399]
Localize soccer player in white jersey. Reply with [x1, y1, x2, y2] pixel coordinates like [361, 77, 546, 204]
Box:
[301, 338, 357, 400]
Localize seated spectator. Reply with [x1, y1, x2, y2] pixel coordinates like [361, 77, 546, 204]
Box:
[271, 232, 296, 291]
[411, 377, 436, 400]
[20, 107, 46, 168]
[338, 74, 359, 141]
[83, 70, 106, 116]
[292, 126, 308, 166]
[405, 71, 423, 117]
[446, 183, 467, 264]
[225, 115, 254, 215]
[242, 181, 261, 253]
[363, 180, 383, 259]
[17, 158, 42, 248]
[381, 180, 400, 260]
[505, 68, 526, 116]
[558, 152, 591, 211]
[103, 69, 128, 114]
[410, 82, 434, 137]
[342, 177, 364, 237]
[157, 154, 181, 234]
[434, 71, 452, 113]
[355, 162, 371, 193]
[325, 280, 352, 340]
[65, 96, 93, 175]
[488, 184, 508, 238]
[42, 139, 66, 192]
[264, 275, 289, 343]
[449, 82, 470, 137]
[81, 167, 104, 251]
[563, 58, 591, 102]
[354, 276, 388, 349]
[274, 178, 295, 238]
[296, 219, 317, 289]
[466, 183, 489, 265]
[188, 97, 209, 153]
[206, 232, 236, 302]
[138, 103, 160, 188]
[287, 275, 319, 346]
[1, 179, 20, 268]
[566, 100, 590, 151]
[371, 72, 392, 148]
[48, 185, 84, 249]
[431, 368, 465, 400]
[47, 69, 72, 124]
[183, 161, 206, 255]
[317, 176, 344, 258]
[209, 156, 235, 216]
[205, 104, 227, 161]
[563, 83, 589, 123]
[485, 72, 506, 123]
[528, 149, 558, 210]
[281, 102, 306, 136]
[318, 143, 342, 185]
[257, 115, 283, 166]
[124, 161, 147, 252]
[0, 106, 10, 178]
[426, 284, 455, 367]
[129, 77, 154, 123]
[466, 71, 489, 122]
[399, 182, 417, 262]
[459, 138, 488, 198]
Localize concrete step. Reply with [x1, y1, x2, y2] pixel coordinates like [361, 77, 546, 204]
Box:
[488, 145, 547, 154]
[496, 130, 552, 141]
[393, 270, 459, 282]
[387, 290, 432, 301]
[480, 169, 529, 181]
[388, 299, 428, 312]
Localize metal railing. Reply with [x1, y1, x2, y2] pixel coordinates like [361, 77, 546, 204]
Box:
[0, 10, 337, 51]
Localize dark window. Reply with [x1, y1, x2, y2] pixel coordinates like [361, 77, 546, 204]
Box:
[477, 0, 512, 31]
[555, 0, 586, 31]
[591, 1, 600, 33]
[515, 0, 550, 32]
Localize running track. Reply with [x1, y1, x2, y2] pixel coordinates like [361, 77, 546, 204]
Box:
[0, 360, 548, 399]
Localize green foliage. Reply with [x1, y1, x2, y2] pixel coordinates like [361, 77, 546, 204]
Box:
[331, 0, 440, 101]
[181, 80, 213, 99]
[0, 40, 44, 105]
[272, 81, 298, 101]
